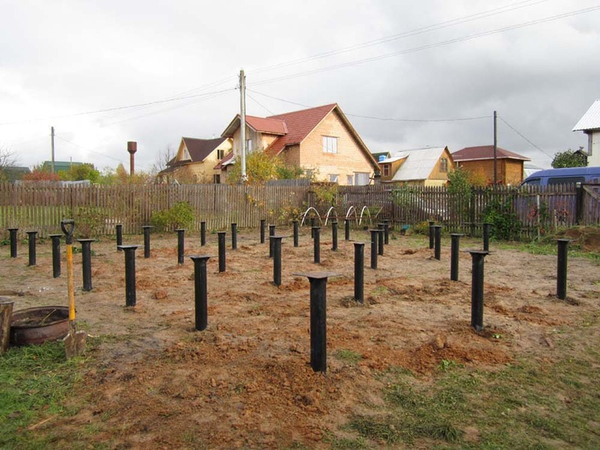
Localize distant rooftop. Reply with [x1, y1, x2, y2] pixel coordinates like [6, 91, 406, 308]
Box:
[452, 146, 530, 162]
[573, 99, 600, 132]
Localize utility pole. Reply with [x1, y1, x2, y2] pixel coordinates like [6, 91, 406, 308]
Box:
[51, 126, 55, 173]
[239, 69, 247, 183]
[493, 111, 497, 186]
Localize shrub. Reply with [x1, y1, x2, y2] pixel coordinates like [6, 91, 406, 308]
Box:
[151, 202, 195, 231]
[483, 198, 522, 240]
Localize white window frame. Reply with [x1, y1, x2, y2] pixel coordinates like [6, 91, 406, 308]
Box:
[329, 174, 339, 183]
[322, 136, 338, 154]
[347, 175, 353, 185]
[440, 157, 448, 173]
[354, 172, 370, 186]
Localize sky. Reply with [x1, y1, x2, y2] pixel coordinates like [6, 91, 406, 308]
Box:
[1, 0, 599, 173]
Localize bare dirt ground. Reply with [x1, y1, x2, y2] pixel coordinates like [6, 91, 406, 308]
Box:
[2, 226, 600, 448]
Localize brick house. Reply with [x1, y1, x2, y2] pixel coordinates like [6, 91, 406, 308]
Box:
[158, 137, 232, 184]
[220, 103, 379, 185]
[452, 146, 530, 186]
[379, 147, 454, 186]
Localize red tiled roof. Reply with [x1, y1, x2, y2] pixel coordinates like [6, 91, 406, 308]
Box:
[265, 104, 337, 156]
[214, 151, 234, 170]
[452, 145, 530, 162]
[246, 116, 287, 135]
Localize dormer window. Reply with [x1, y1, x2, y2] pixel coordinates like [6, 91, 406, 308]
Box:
[382, 164, 390, 177]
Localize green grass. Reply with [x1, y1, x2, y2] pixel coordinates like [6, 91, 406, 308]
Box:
[334, 349, 363, 365]
[0, 341, 88, 449]
[344, 343, 600, 448]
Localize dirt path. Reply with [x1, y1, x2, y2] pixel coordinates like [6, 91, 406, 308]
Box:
[2, 227, 599, 448]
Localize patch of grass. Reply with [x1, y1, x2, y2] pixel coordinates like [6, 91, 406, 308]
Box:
[347, 416, 401, 445]
[342, 342, 600, 448]
[324, 433, 367, 449]
[334, 349, 362, 365]
[0, 341, 88, 448]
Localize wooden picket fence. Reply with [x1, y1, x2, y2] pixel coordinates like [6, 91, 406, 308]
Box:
[0, 183, 310, 238]
[0, 182, 597, 240]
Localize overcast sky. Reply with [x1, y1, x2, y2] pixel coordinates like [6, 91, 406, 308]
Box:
[1, 0, 599, 173]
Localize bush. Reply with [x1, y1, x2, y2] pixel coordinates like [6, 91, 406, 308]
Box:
[151, 202, 195, 231]
[483, 199, 522, 241]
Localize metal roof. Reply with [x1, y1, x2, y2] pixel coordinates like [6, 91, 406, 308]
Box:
[386, 147, 447, 182]
[573, 99, 600, 131]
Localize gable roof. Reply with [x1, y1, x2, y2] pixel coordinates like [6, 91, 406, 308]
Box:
[180, 137, 228, 163]
[573, 99, 600, 131]
[264, 104, 338, 155]
[452, 145, 530, 162]
[381, 147, 449, 182]
[222, 115, 288, 137]
[221, 103, 379, 170]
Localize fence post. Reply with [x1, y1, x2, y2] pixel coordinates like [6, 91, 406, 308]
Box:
[575, 183, 584, 225]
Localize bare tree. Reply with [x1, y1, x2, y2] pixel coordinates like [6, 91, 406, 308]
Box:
[0, 147, 20, 181]
[151, 145, 175, 174]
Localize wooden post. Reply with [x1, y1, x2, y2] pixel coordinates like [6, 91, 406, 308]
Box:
[0, 297, 14, 354]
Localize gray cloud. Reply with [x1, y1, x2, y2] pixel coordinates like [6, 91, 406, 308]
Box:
[1, 0, 598, 171]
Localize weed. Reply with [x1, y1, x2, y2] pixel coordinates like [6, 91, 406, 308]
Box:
[334, 349, 362, 365]
[0, 341, 88, 448]
[347, 416, 401, 444]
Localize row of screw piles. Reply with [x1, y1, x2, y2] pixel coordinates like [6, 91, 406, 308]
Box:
[5, 220, 574, 372]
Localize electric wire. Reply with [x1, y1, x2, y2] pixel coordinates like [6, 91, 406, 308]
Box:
[250, 5, 600, 87]
[0, 87, 236, 126]
[247, 89, 491, 123]
[251, 0, 550, 75]
[498, 116, 553, 157]
[55, 136, 124, 163]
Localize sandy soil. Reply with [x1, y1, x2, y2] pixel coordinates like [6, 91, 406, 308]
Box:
[2, 226, 599, 448]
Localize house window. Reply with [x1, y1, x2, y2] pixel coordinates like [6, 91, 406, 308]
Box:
[382, 164, 390, 177]
[322, 136, 338, 154]
[246, 139, 253, 152]
[213, 174, 221, 184]
[355, 172, 370, 186]
[329, 174, 339, 183]
[217, 149, 224, 160]
[347, 175, 353, 185]
[440, 158, 448, 173]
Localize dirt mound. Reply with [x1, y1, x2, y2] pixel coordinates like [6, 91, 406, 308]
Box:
[561, 226, 600, 252]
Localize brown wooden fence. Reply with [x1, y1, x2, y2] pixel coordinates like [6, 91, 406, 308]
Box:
[0, 183, 311, 238]
[1, 182, 597, 240]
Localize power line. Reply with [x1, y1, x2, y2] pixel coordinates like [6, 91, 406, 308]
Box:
[100, 89, 232, 127]
[498, 116, 553, 157]
[247, 89, 490, 122]
[251, 0, 550, 75]
[246, 92, 276, 116]
[0, 87, 236, 126]
[250, 5, 600, 87]
[54, 136, 123, 163]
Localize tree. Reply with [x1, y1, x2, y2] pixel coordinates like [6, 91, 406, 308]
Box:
[22, 165, 60, 181]
[0, 148, 19, 182]
[59, 163, 100, 183]
[551, 148, 587, 168]
[227, 150, 305, 185]
[151, 145, 175, 175]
